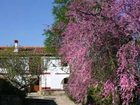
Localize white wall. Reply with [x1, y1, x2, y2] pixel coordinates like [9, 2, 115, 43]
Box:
[40, 74, 51, 88]
[40, 57, 70, 90]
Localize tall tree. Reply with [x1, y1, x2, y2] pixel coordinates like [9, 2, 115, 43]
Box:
[46, 0, 140, 104]
[44, 0, 69, 54]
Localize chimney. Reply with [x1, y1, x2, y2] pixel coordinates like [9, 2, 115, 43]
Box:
[13, 40, 19, 52]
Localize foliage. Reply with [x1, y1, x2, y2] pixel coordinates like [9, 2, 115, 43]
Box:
[0, 49, 41, 92]
[44, 29, 58, 54]
[44, 0, 69, 54]
[53, 0, 69, 23]
[116, 42, 140, 105]
[87, 83, 112, 105]
[48, 0, 140, 104]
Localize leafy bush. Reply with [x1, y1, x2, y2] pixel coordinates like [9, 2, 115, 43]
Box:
[86, 84, 112, 105]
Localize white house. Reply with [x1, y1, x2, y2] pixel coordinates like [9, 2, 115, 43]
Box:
[0, 40, 70, 92]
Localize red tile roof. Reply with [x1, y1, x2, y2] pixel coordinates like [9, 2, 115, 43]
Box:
[0, 46, 52, 56]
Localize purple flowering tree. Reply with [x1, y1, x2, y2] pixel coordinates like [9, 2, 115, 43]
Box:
[46, 0, 140, 104]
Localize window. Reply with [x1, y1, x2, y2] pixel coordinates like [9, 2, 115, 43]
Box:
[41, 57, 61, 70]
[41, 57, 48, 70]
[61, 62, 68, 67]
[64, 78, 68, 84]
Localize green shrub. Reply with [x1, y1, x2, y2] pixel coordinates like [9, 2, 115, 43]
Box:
[86, 84, 112, 105]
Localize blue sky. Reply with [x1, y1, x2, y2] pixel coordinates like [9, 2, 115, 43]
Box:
[0, 0, 54, 46]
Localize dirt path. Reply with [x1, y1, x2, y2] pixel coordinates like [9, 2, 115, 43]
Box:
[27, 92, 81, 105]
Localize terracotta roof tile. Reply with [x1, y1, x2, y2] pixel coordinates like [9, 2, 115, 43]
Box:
[0, 46, 52, 56]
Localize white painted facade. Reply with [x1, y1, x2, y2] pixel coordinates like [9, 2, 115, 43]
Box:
[0, 55, 70, 91]
[40, 57, 70, 90]
[0, 40, 70, 91]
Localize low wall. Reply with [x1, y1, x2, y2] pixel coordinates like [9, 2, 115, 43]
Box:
[39, 90, 65, 96]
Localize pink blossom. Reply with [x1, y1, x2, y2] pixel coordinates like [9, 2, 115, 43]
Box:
[58, 0, 140, 104]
